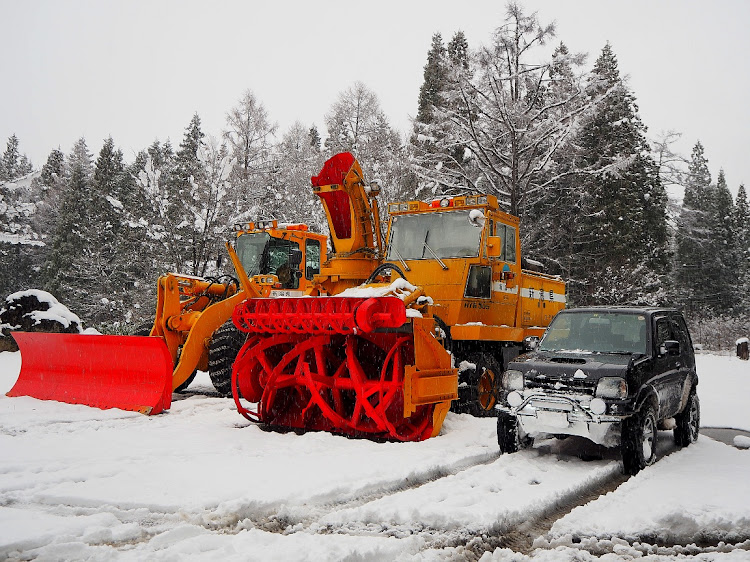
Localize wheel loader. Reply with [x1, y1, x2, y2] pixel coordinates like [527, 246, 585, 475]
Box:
[229, 153, 567, 441]
[7, 222, 327, 413]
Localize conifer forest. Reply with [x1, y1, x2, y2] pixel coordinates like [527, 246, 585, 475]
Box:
[1, 5, 748, 350]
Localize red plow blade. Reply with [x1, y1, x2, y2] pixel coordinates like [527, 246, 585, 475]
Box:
[7, 332, 173, 415]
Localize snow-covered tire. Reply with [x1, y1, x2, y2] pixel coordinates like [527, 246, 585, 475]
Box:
[455, 352, 501, 417]
[621, 402, 658, 475]
[497, 412, 525, 454]
[674, 389, 700, 447]
[208, 320, 245, 397]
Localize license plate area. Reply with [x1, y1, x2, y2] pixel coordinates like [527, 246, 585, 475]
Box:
[536, 409, 570, 429]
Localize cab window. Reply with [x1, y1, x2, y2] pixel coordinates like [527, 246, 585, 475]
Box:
[305, 239, 321, 280]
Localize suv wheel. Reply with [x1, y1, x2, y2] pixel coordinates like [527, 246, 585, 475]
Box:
[674, 390, 700, 446]
[621, 402, 658, 475]
[497, 412, 531, 453]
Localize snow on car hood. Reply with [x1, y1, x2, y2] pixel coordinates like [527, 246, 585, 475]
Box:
[509, 350, 636, 382]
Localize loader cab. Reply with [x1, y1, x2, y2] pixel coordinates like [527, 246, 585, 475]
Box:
[233, 221, 326, 293]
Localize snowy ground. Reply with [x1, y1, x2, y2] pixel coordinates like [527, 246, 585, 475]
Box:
[1, 351, 749, 561]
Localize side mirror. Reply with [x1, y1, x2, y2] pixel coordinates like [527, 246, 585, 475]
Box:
[660, 340, 680, 356]
[523, 336, 540, 351]
[487, 236, 501, 258]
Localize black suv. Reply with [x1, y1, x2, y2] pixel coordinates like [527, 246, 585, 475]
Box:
[496, 307, 700, 474]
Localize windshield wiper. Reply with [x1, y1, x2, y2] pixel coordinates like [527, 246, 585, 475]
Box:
[423, 242, 448, 270]
[392, 248, 411, 272]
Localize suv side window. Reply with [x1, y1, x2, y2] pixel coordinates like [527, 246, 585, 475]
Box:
[654, 317, 672, 353]
[670, 314, 695, 365]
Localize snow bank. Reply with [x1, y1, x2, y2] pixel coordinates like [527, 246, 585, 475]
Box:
[696, 354, 750, 431]
[548, 437, 750, 545]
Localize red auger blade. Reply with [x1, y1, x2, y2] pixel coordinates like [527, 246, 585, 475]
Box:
[7, 332, 173, 415]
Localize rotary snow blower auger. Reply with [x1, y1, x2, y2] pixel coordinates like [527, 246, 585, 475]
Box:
[229, 153, 458, 441]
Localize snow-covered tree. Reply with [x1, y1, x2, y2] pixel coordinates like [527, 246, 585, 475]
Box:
[571, 43, 669, 305]
[674, 141, 715, 312]
[324, 81, 405, 203]
[710, 170, 737, 313]
[411, 3, 600, 215]
[734, 184, 750, 312]
[1, 134, 33, 181]
[223, 89, 278, 197]
[42, 137, 95, 319]
[416, 33, 448, 126]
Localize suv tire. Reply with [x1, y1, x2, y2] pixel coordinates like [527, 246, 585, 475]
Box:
[622, 402, 658, 475]
[674, 389, 700, 446]
[497, 412, 530, 454]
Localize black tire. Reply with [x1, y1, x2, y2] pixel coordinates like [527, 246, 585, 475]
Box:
[497, 412, 524, 454]
[674, 389, 700, 447]
[456, 352, 501, 417]
[621, 402, 658, 475]
[208, 320, 245, 397]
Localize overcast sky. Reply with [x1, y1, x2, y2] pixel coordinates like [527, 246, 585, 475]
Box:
[2, 0, 748, 195]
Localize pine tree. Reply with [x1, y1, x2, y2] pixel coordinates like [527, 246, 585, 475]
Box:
[572, 43, 669, 305]
[447, 30, 469, 68]
[710, 170, 737, 312]
[674, 141, 714, 312]
[43, 137, 95, 317]
[1, 135, 21, 181]
[734, 184, 750, 312]
[309, 125, 322, 152]
[416, 33, 447, 125]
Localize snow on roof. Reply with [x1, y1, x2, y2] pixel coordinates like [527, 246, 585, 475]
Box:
[7, 289, 82, 330]
[737, 337, 749, 345]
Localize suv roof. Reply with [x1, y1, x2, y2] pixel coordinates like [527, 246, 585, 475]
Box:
[558, 306, 681, 316]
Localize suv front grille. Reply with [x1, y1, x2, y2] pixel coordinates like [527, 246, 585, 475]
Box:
[525, 377, 596, 396]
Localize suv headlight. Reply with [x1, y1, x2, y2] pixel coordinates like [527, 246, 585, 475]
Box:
[595, 377, 628, 399]
[502, 369, 524, 391]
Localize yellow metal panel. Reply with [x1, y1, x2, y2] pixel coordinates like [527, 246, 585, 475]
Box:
[451, 324, 526, 342]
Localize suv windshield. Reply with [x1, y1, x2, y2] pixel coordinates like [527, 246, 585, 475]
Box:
[387, 210, 483, 260]
[540, 311, 647, 355]
[236, 232, 300, 281]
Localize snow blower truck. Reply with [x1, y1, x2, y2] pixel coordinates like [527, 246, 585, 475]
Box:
[228, 152, 567, 441]
[7, 222, 327, 413]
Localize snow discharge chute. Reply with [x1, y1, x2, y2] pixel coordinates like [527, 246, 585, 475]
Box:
[7, 332, 173, 415]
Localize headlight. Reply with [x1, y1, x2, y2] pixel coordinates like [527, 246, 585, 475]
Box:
[502, 369, 524, 391]
[595, 377, 628, 399]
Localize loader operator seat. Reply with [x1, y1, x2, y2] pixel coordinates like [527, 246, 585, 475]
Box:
[276, 264, 297, 289]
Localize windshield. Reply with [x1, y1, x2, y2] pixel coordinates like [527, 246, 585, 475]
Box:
[539, 311, 647, 355]
[235, 233, 300, 287]
[387, 210, 483, 260]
